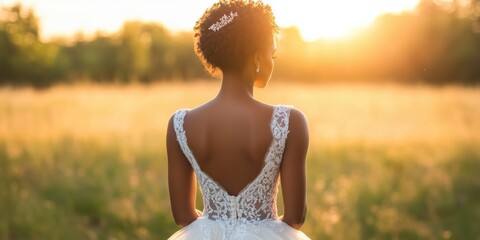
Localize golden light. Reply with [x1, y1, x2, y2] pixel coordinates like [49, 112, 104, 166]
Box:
[2, 0, 420, 42]
[267, 0, 420, 41]
[0, 0, 214, 40]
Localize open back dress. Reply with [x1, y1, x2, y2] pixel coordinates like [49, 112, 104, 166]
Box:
[168, 105, 310, 240]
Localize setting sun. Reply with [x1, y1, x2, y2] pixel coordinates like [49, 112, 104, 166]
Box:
[267, 0, 420, 41]
[1, 0, 420, 41]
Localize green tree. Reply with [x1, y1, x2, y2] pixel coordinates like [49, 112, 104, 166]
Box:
[0, 4, 60, 87]
[117, 22, 152, 82]
[66, 34, 118, 82]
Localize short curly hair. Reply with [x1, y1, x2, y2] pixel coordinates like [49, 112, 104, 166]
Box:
[194, 0, 279, 77]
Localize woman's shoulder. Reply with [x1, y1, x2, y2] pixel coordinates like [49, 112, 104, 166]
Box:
[270, 104, 306, 122]
[170, 101, 217, 131]
[168, 108, 189, 125]
[288, 107, 307, 122]
[169, 102, 307, 126]
[259, 103, 308, 133]
[280, 106, 308, 135]
[169, 101, 210, 122]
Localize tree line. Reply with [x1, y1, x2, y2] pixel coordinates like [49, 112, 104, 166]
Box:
[0, 0, 479, 87]
[273, 0, 480, 85]
[0, 4, 207, 87]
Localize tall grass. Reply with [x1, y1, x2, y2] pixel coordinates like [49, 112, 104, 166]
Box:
[0, 81, 479, 239]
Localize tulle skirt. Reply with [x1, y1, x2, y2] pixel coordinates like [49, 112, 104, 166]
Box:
[168, 217, 310, 240]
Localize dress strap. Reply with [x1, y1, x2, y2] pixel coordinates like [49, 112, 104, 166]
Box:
[172, 109, 202, 172]
[269, 105, 292, 164]
[270, 105, 292, 139]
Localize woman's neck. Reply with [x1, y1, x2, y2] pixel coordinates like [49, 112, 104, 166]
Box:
[216, 71, 254, 102]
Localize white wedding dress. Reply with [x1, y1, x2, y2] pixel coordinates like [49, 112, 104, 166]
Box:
[169, 106, 310, 240]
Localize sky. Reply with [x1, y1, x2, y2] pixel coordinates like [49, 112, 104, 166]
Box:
[0, 0, 420, 41]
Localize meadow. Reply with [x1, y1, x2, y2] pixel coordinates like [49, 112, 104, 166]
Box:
[0, 81, 479, 240]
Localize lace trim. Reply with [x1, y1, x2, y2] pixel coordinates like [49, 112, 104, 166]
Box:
[173, 105, 291, 227]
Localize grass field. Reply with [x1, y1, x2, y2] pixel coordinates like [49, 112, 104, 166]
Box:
[1, 81, 479, 239]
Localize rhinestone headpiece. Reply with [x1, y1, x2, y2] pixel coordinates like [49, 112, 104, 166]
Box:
[208, 12, 239, 32]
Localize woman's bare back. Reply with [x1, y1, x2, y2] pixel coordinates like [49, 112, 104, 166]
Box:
[167, 2, 308, 232]
[182, 99, 275, 196]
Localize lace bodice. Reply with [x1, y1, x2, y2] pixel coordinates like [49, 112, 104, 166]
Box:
[173, 106, 291, 227]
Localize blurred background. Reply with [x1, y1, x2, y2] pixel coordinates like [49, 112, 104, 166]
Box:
[0, 0, 479, 239]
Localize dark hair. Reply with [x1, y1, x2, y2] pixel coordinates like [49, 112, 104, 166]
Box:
[194, 0, 279, 76]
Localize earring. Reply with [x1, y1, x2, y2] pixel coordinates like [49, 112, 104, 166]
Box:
[256, 65, 260, 73]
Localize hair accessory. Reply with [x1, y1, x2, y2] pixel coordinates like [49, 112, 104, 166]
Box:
[209, 12, 239, 32]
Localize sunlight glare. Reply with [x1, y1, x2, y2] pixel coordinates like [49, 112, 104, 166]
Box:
[267, 0, 420, 41]
[2, 0, 420, 41]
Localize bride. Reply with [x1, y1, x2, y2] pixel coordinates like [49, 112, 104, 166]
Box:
[166, 0, 310, 239]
